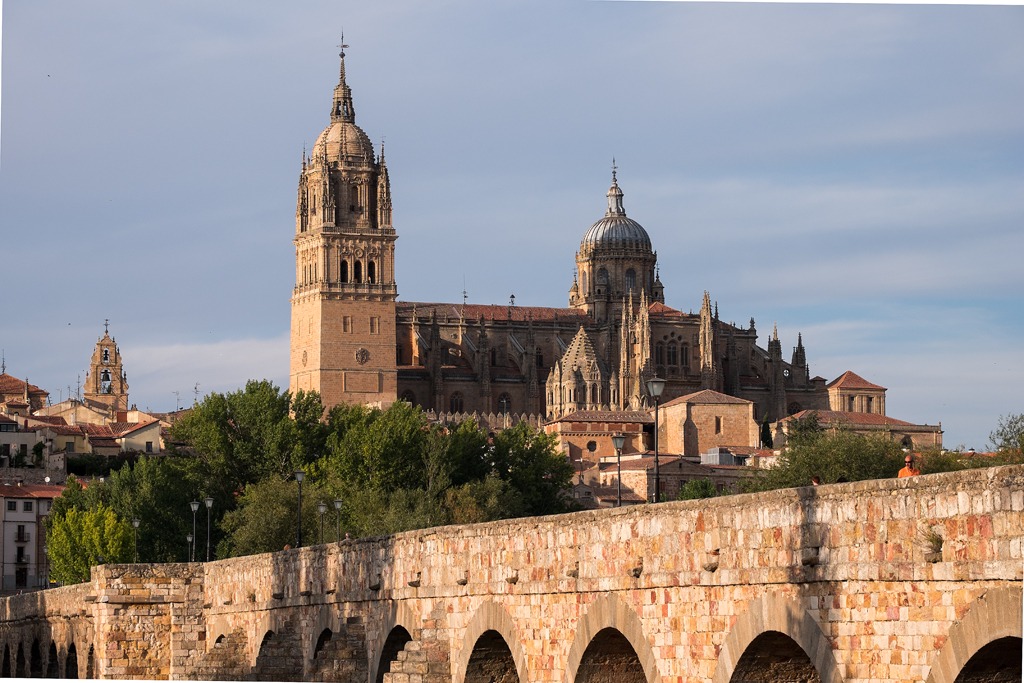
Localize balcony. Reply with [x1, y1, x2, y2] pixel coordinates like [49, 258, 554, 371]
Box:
[15, 531, 30, 543]
[15, 556, 30, 565]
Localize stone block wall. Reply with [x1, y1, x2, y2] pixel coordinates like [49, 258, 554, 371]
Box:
[0, 465, 1020, 682]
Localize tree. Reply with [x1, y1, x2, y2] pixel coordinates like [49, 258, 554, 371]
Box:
[751, 429, 904, 491]
[677, 478, 719, 500]
[487, 423, 576, 516]
[990, 413, 1024, 456]
[48, 504, 131, 584]
[170, 380, 320, 487]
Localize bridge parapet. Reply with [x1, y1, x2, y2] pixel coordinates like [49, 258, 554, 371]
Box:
[0, 465, 1021, 681]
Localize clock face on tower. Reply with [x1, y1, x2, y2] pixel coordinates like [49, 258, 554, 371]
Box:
[783, 369, 790, 377]
[356, 348, 371, 365]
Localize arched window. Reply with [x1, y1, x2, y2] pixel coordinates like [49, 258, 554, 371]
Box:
[582, 271, 588, 293]
[400, 390, 416, 405]
[655, 342, 665, 365]
[667, 342, 677, 366]
[497, 393, 512, 415]
[591, 384, 599, 404]
[625, 268, 636, 292]
[354, 261, 363, 283]
[597, 267, 609, 285]
[368, 261, 376, 284]
[340, 260, 349, 283]
[681, 343, 690, 368]
[449, 392, 464, 413]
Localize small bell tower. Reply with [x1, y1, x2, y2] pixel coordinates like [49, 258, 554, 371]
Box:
[83, 319, 129, 411]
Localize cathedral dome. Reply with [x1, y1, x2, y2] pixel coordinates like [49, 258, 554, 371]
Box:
[314, 120, 375, 162]
[579, 173, 652, 252]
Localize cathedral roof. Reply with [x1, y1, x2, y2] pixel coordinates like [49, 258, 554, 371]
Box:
[560, 327, 608, 375]
[827, 371, 886, 391]
[579, 171, 652, 253]
[397, 302, 587, 323]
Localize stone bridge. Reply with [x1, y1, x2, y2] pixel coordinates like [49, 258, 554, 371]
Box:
[1, 466, 1022, 682]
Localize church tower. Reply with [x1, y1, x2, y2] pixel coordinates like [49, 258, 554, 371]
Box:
[290, 42, 398, 410]
[83, 321, 129, 411]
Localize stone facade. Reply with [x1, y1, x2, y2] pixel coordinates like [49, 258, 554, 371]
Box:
[289, 50, 835, 424]
[1, 465, 1021, 682]
[658, 390, 759, 457]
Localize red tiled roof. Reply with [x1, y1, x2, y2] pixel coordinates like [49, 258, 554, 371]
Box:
[647, 301, 692, 318]
[0, 415, 16, 424]
[0, 483, 66, 498]
[398, 302, 588, 323]
[785, 409, 917, 427]
[26, 415, 67, 426]
[661, 389, 751, 409]
[827, 371, 886, 391]
[553, 410, 653, 424]
[0, 374, 47, 396]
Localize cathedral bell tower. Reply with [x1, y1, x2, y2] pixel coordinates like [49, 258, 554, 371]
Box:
[290, 42, 398, 410]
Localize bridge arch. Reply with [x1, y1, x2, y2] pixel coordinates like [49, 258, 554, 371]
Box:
[564, 593, 661, 683]
[712, 592, 844, 683]
[454, 601, 528, 683]
[925, 585, 1022, 683]
[372, 601, 420, 683]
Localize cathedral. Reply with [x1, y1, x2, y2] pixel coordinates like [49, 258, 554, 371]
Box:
[289, 48, 830, 424]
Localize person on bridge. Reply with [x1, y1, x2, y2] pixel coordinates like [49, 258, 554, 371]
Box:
[898, 455, 920, 478]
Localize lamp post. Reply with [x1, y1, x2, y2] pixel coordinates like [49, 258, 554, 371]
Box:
[131, 518, 140, 563]
[318, 501, 327, 545]
[189, 501, 200, 562]
[204, 497, 214, 562]
[186, 534, 193, 562]
[646, 376, 666, 503]
[611, 434, 626, 508]
[294, 471, 305, 548]
[333, 499, 342, 542]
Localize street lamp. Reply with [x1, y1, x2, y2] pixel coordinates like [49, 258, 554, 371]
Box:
[189, 501, 200, 562]
[611, 433, 626, 508]
[131, 518, 140, 563]
[204, 497, 214, 562]
[646, 376, 666, 503]
[333, 499, 342, 542]
[317, 501, 327, 545]
[294, 471, 305, 548]
[186, 534, 193, 562]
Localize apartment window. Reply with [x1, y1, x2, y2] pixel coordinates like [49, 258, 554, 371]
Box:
[145, 441, 153, 453]
[23, 501, 33, 512]
[6, 501, 15, 511]
[65, 441, 75, 453]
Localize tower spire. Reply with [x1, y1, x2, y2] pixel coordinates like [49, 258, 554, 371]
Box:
[605, 162, 625, 217]
[331, 34, 355, 123]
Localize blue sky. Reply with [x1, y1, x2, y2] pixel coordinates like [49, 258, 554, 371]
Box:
[1, 1, 1022, 448]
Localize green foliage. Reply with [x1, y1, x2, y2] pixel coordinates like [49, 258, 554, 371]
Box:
[443, 475, 525, 525]
[48, 503, 131, 584]
[218, 477, 311, 556]
[785, 414, 823, 448]
[990, 413, 1024, 455]
[104, 455, 210, 562]
[752, 428, 904, 491]
[487, 423, 576, 516]
[169, 380, 318, 486]
[677, 478, 720, 500]
[32, 441, 44, 466]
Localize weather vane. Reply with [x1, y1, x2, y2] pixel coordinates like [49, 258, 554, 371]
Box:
[338, 32, 348, 57]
